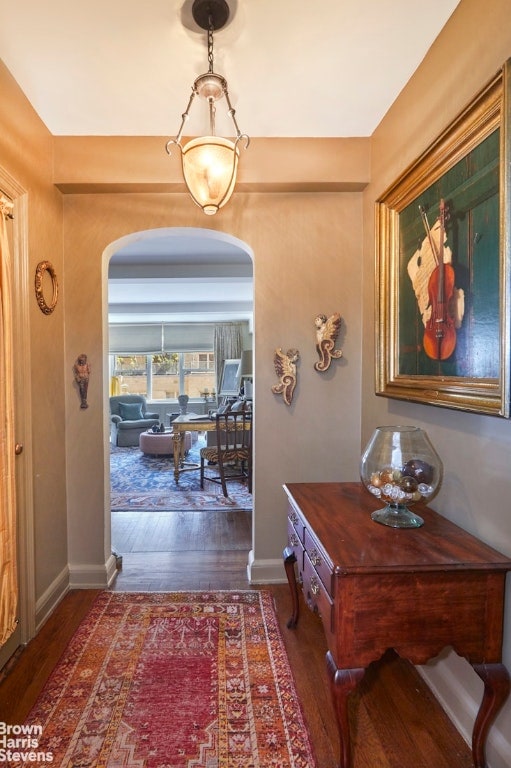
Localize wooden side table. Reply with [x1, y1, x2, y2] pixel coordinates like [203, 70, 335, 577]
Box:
[170, 414, 216, 483]
[282, 482, 511, 768]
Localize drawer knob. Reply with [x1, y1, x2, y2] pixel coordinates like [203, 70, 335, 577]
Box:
[310, 548, 322, 567]
[310, 575, 320, 596]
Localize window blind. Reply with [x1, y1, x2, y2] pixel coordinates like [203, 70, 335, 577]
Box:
[109, 323, 214, 353]
[163, 324, 214, 351]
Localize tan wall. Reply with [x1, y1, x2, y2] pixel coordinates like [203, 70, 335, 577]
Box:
[62, 190, 364, 580]
[362, 0, 511, 760]
[0, 61, 67, 607]
[1, 54, 367, 603]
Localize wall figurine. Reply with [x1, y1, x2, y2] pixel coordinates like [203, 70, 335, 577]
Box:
[314, 312, 343, 372]
[271, 348, 300, 406]
[73, 353, 91, 409]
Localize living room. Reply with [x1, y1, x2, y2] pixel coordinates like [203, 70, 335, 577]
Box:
[107, 229, 254, 579]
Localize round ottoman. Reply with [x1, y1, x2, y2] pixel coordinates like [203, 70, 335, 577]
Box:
[139, 430, 192, 456]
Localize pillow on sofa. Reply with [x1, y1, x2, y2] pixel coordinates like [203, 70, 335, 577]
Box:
[118, 402, 144, 420]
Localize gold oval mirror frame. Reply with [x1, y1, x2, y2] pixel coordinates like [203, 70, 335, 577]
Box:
[35, 260, 58, 315]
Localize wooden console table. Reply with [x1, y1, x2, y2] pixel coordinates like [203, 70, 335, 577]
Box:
[282, 482, 511, 768]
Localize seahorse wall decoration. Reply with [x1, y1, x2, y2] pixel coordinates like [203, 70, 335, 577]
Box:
[271, 348, 300, 406]
[314, 313, 343, 372]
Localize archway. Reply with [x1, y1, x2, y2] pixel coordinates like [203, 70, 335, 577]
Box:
[103, 227, 254, 585]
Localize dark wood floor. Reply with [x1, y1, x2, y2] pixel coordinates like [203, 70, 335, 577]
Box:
[1, 510, 474, 768]
[112, 509, 251, 553]
[111, 508, 252, 590]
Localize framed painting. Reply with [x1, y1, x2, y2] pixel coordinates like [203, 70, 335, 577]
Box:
[219, 358, 241, 396]
[376, 60, 511, 417]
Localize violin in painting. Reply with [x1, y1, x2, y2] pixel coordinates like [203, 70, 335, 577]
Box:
[420, 199, 457, 360]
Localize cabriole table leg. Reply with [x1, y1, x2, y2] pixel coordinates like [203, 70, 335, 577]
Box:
[326, 652, 365, 768]
[283, 546, 299, 628]
[472, 662, 510, 768]
[171, 431, 184, 482]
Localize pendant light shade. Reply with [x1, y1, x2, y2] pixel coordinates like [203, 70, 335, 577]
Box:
[166, 0, 249, 215]
[181, 136, 239, 215]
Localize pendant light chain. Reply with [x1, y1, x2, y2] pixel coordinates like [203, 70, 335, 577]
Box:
[208, 17, 215, 74]
[207, 16, 217, 134]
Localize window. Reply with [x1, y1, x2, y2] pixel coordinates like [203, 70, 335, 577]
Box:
[111, 352, 215, 401]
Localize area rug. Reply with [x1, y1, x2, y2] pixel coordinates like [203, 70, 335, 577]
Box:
[17, 591, 316, 768]
[111, 439, 252, 512]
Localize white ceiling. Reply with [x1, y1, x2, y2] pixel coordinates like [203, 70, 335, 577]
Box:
[109, 228, 253, 324]
[0, 0, 461, 323]
[0, 0, 460, 138]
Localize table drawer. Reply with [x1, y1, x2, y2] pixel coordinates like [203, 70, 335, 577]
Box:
[304, 528, 333, 596]
[287, 515, 303, 549]
[287, 502, 305, 543]
[302, 551, 333, 631]
[287, 517, 305, 578]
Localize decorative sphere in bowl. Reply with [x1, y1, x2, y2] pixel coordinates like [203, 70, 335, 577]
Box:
[360, 426, 443, 528]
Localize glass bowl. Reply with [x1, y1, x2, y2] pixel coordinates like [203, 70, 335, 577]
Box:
[360, 425, 443, 528]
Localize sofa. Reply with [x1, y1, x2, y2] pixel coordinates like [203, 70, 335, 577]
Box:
[110, 395, 160, 446]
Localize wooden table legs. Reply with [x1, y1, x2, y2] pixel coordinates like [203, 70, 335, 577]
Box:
[324, 654, 511, 768]
[283, 546, 299, 629]
[472, 663, 510, 768]
[171, 431, 200, 483]
[319, 653, 509, 768]
[326, 652, 365, 768]
[172, 432, 186, 482]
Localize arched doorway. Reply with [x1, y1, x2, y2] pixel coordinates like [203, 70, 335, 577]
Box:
[103, 227, 254, 587]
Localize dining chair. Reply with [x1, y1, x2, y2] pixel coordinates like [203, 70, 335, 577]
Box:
[200, 407, 252, 497]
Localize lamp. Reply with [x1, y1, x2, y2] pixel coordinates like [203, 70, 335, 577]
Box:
[239, 349, 253, 398]
[166, 0, 249, 215]
[239, 349, 253, 379]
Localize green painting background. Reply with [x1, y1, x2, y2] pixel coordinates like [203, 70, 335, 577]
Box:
[398, 130, 500, 378]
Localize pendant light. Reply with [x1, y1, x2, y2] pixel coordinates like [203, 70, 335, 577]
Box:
[166, 0, 249, 215]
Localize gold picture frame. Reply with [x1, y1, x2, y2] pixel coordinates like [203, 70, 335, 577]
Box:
[376, 60, 511, 417]
[35, 260, 58, 315]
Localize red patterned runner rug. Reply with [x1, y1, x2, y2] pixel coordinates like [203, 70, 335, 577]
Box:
[15, 591, 316, 768]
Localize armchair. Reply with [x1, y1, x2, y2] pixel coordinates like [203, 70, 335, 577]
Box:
[110, 395, 159, 447]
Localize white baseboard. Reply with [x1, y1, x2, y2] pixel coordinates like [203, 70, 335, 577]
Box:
[246, 551, 287, 583]
[68, 554, 118, 589]
[35, 565, 70, 632]
[105, 554, 119, 586]
[419, 658, 511, 768]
